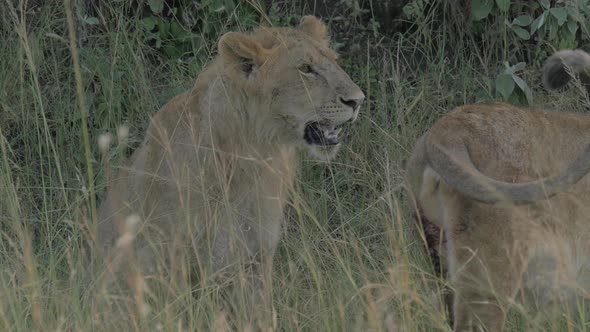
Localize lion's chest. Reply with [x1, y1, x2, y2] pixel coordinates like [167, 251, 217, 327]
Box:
[225, 150, 295, 233]
[205, 150, 296, 256]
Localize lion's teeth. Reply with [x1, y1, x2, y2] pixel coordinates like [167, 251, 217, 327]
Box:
[325, 130, 338, 139]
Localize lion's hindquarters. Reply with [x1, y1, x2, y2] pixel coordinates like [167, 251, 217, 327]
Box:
[407, 102, 590, 331]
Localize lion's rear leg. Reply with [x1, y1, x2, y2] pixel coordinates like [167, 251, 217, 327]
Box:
[192, 224, 277, 325]
[448, 221, 520, 332]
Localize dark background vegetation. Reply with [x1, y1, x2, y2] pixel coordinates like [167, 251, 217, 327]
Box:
[1, 0, 590, 330]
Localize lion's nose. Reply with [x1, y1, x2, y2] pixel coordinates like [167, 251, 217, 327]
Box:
[339, 92, 365, 110]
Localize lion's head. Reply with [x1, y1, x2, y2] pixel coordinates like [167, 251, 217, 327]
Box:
[217, 16, 365, 160]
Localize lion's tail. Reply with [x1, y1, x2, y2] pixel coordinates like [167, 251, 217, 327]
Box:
[425, 134, 590, 205]
[542, 49, 590, 91]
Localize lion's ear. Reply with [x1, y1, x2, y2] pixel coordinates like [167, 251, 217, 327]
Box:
[218, 32, 270, 75]
[299, 16, 329, 44]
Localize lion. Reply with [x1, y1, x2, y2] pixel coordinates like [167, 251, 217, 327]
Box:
[406, 49, 590, 331]
[95, 16, 364, 285]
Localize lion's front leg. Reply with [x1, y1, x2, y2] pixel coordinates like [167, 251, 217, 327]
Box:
[194, 203, 283, 279]
[192, 206, 282, 320]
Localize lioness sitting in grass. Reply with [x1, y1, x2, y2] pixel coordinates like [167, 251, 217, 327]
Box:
[96, 16, 364, 283]
[406, 49, 590, 331]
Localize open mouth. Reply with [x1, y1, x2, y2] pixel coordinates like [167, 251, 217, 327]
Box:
[303, 121, 342, 146]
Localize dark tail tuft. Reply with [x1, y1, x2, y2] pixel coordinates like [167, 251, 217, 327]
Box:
[542, 49, 590, 91]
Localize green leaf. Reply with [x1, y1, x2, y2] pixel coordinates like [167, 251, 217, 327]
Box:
[512, 62, 526, 72]
[569, 6, 586, 26]
[567, 5, 580, 20]
[169, 22, 185, 39]
[503, 61, 525, 74]
[512, 74, 533, 105]
[548, 18, 558, 39]
[495, 0, 510, 12]
[512, 25, 531, 40]
[403, 4, 417, 17]
[158, 21, 170, 38]
[558, 29, 577, 49]
[82, 15, 99, 25]
[562, 39, 577, 50]
[513, 15, 533, 26]
[567, 20, 579, 34]
[550, 7, 567, 26]
[147, 0, 164, 14]
[210, 0, 226, 12]
[472, 0, 494, 21]
[163, 45, 183, 59]
[539, 0, 550, 10]
[140, 17, 157, 31]
[496, 73, 515, 100]
[530, 13, 545, 33]
[224, 0, 236, 12]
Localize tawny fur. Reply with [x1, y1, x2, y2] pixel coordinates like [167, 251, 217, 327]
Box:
[96, 16, 364, 281]
[406, 49, 590, 331]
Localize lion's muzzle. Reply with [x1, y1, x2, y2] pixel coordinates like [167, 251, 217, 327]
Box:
[304, 91, 364, 147]
[339, 89, 365, 123]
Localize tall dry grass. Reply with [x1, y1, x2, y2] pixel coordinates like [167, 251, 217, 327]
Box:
[0, 0, 589, 331]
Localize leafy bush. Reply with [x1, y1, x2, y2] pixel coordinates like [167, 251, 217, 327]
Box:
[85, 0, 264, 61]
[400, 0, 590, 105]
[468, 0, 590, 104]
[495, 61, 533, 105]
[473, 0, 589, 51]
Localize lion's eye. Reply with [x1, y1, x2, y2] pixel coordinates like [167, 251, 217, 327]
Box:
[298, 64, 314, 74]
